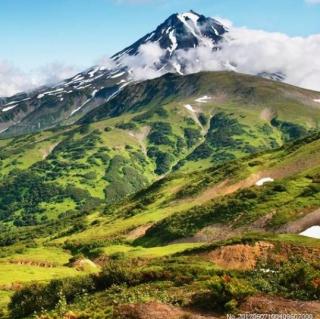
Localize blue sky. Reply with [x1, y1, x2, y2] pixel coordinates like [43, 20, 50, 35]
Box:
[0, 0, 319, 70]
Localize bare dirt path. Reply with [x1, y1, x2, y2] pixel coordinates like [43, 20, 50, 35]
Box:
[41, 142, 60, 159]
[128, 126, 151, 156]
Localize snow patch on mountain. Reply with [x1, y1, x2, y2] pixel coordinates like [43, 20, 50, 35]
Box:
[110, 72, 126, 79]
[2, 104, 17, 112]
[0, 127, 8, 134]
[184, 104, 196, 113]
[168, 29, 178, 54]
[256, 177, 274, 186]
[181, 12, 200, 24]
[177, 13, 199, 39]
[195, 96, 212, 103]
[4, 100, 18, 105]
[300, 226, 320, 239]
[172, 62, 183, 75]
[88, 67, 99, 78]
[70, 99, 91, 116]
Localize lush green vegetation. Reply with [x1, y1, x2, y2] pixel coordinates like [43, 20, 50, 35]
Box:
[7, 254, 320, 318]
[137, 172, 320, 246]
[0, 72, 320, 317]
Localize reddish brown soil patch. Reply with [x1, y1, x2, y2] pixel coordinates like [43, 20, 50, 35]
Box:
[240, 295, 320, 317]
[126, 224, 154, 240]
[113, 302, 217, 319]
[202, 241, 274, 270]
[201, 240, 319, 271]
[269, 242, 320, 264]
[0, 282, 24, 291]
[63, 312, 79, 319]
[93, 254, 110, 267]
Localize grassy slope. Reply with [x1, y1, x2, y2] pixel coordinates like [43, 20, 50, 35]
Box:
[0, 72, 320, 316]
[1, 72, 319, 226]
[0, 132, 318, 312]
[53, 133, 320, 246]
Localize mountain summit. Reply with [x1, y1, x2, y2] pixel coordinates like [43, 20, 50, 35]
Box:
[113, 10, 227, 59]
[1, 9, 306, 139]
[0, 10, 230, 137]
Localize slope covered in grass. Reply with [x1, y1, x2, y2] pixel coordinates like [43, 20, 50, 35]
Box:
[0, 72, 320, 317]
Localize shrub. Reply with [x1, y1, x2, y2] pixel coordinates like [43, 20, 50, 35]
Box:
[9, 276, 95, 318]
[147, 147, 174, 175]
[79, 125, 90, 135]
[187, 143, 212, 161]
[184, 128, 201, 148]
[192, 276, 255, 313]
[300, 184, 320, 197]
[271, 118, 307, 141]
[83, 171, 97, 180]
[104, 155, 148, 203]
[198, 113, 208, 126]
[277, 261, 320, 300]
[149, 122, 173, 146]
[0, 171, 62, 222]
[9, 283, 56, 318]
[116, 122, 137, 130]
[95, 261, 138, 289]
[207, 113, 245, 148]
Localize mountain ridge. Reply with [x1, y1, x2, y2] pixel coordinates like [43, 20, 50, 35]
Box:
[0, 10, 229, 137]
[1, 10, 302, 138]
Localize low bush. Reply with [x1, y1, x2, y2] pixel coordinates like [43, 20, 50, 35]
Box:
[277, 260, 320, 300]
[191, 275, 255, 313]
[9, 276, 95, 318]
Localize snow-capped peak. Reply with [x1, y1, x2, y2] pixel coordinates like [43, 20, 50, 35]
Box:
[178, 11, 201, 24]
[112, 10, 227, 61]
[1, 10, 229, 136]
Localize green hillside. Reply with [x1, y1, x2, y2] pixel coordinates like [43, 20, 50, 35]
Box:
[0, 72, 319, 318]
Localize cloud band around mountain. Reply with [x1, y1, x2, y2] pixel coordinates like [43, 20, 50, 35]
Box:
[1, 19, 320, 97]
[116, 24, 320, 92]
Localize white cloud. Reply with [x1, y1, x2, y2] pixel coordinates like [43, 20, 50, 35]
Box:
[1, 18, 320, 96]
[96, 55, 117, 69]
[213, 16, 233, 28]
[118, 25, 320, 92]
[173, 27, 320, 91]
[36, 63, 79, 87]
[120, 42, 167, 80]
[0, 61, 79, 97]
